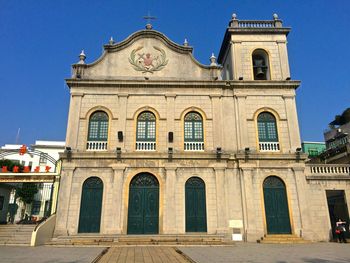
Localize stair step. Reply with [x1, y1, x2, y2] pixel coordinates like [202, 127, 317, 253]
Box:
[47, 234, 231, 246]
[258, 234, 311, 244]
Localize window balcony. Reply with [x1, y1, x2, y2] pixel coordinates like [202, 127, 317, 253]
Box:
[184, 142, 204, 151]
[86, 141, 108, 151]
[136, 141, 156, 151]
[259, 141, 280, 152]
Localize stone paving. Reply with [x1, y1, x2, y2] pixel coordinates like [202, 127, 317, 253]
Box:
[179, 243, 350, 263]
[98, 247, 189, 263]
[0, 246, 105, 263]
[1, 243, 350, 263]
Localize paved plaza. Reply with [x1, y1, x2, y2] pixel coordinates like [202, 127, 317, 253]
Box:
[1, 243, 350, 263]
[98, 247, 189, 263]
[0, 246, 105, 263]
[180, 243, 350, 263]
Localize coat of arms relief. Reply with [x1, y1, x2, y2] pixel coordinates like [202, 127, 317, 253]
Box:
[129, 46, 168, 73]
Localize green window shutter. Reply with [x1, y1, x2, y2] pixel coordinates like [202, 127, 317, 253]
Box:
[184, 112, 203, 142]
[257, 112, 278, 142]
[137, 112, 156, 142]
[88, 111, 109, 141]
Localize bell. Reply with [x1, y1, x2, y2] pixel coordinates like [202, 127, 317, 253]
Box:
[256, 67, 264, 78]
[254, 59, 265, 79]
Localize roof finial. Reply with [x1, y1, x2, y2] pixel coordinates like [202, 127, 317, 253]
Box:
[183, 38, 189, 46]
[273, 13, 279, 20]
[210, 53, 217, 66]
[232, 13, 237, 20]
[109, 36, 115, 45]
[78, 50, 86, 64]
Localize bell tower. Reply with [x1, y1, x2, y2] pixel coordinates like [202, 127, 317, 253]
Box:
[218, 13, 291, 81]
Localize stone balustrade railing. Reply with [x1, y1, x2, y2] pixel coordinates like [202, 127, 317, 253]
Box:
[238, 20, 275, 28]
[259, 142, 280, 152]
[86, 141, 108, 151]
[306, 164, 350, 176]
[184, 142, 204, 151]
[136, 141, 156, 151]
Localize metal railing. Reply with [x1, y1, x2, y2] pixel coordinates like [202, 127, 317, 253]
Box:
[86, 141, 108, 151]
[259, 142, 280, 152]
[136, 141, 156, 151]
[184, 142, 204, 151]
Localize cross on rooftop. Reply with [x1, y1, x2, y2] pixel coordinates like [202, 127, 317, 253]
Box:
[143, 12, 156, 29]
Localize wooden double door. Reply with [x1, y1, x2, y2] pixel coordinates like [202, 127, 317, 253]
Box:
[185, 177, 207, 232]
[263, 176, 291, 234]
[78, 177, 103, 233]
[127, 173, 159, 234]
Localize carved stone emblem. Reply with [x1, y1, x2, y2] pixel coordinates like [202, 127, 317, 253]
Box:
[129, 46, 168, 73]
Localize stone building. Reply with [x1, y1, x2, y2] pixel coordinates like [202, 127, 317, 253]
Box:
[55, 14, 350, 242]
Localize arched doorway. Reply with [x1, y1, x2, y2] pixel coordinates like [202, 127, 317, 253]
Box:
[78, 177, 103, 233]
[263, 176, 291, 234]
[185, 177, 207, 232]
[127, 173, 159, 234]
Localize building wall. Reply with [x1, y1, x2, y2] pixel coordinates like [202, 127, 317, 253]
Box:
[56, 23, 348, 243]
[0, 186, 11, 223]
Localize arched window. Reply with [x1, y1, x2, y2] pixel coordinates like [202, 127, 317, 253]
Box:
[184, 112, 204, 151]
[257, 112, 279, 151]
[87, 111, 109, 150]
[252, 49, 270, 80]
[136, 111, 156, 151]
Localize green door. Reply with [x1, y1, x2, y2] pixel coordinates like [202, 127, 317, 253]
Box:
[78, 177, 103, 233]
[127, 173, 159, 234]
[186, 177, 207, 232]
[263, 176, 291, 234]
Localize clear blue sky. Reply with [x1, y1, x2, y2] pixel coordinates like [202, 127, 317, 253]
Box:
[0, 0, 349, 146]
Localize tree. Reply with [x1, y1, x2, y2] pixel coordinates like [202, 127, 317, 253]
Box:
[0, 159, 24, 172]
[16, 183, 38, 217]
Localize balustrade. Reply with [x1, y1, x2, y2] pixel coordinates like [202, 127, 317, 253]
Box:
[136, 141, 156, 151]
[86, 141, 108, 151]
[238, 20, 275, 28]
[184, 142, 204, 151]
[307, 164, 350, 176]
[259, 142, 280, 152]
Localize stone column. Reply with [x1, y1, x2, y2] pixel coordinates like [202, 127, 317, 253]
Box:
[66, 93, 83, 149]
[283, 95, 301, 151]
[166, 94, 176, 149]
[239, 167, 260, 242]
[214, 167, 227, 233]
[292, 165, 312, 239]
[277, 40, 290, 80]
[163, 166, 177, 233]
[211, 95, 223, 148]
[232, 41, 242, 80]
[235, 95, 248, 150]
[109, 164, 127, 234]
[118, 94, 128, 149]
[54, 166, 75, 236]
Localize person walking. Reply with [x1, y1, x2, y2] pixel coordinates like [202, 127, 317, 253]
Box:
[336, 219, 347, 243]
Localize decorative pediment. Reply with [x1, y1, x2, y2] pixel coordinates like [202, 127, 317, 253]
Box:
[71, 29, 221, 81]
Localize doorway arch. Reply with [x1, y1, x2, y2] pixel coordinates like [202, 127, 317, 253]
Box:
[263, 176, 291, 234]
[127, 172, 159, 234]
[78, 177, 103, 233]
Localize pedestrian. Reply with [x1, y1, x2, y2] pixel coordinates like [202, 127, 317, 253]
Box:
[335, 218, 347, 243]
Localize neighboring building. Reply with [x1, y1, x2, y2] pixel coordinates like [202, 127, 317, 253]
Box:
[0, 184, 11, 223]
[0, 140, 65, 221]
[55, 14, 350, 242]
[302, 141, 326, 161]
[320, 108, 350, 164]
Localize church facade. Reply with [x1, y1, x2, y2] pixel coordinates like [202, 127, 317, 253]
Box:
[54, 14, 350, 242]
